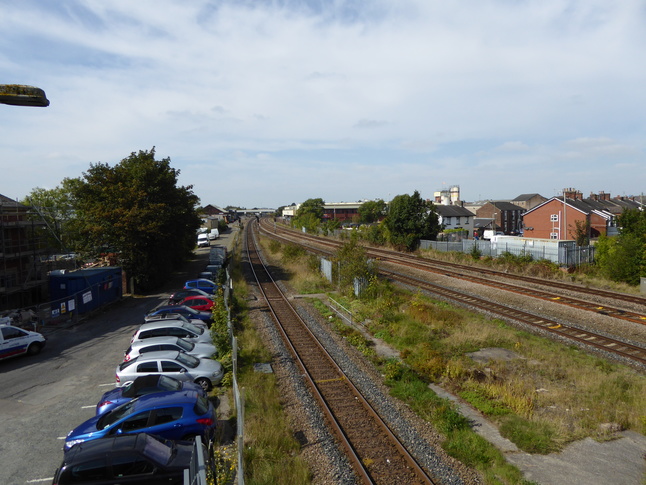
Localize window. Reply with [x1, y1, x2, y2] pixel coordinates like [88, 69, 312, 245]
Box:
[152, 407, 183, 425]
[118, 411, 151, 432]
[550, 214, 559, 222]
[112, 456, 155, 477]
[550, 232, 559, 239]
[68, 458, 108, 482]
[160, 361, 184, 372]
[1, 327, 27, 340]
[455, 217, 460, 225]
[137, 362, 159, 373]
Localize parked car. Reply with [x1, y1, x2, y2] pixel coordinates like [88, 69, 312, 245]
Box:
[196, 233, 209, 247]
[167, 288, 211, 305]
[208, 228, 219, 240]
[96, 374, 206, 415]
[64, 390, 217, 451]
[143, 313, 206, 329]
[53, 433, 195, 485]
[147, 305, 212, 325]
[115, 351, 224, 390]
[184, 278, 218, 295]
[131, 321, 212, 345]
[124, 337, 218, 363]
[178, 295, 214, 312]
[0, 324, 46, 361]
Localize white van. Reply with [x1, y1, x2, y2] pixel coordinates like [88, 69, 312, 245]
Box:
[197, 233, 209, 247]
[208, 228, 219, 240]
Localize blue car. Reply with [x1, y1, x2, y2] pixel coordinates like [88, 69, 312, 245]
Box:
[65, 390, 216, 451]
[96, 374, 206, 415]
[147, 305, 212, 325]
[184, 278, 218, 295]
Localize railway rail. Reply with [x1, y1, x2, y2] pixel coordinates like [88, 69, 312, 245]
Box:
[259, 220, 646, 325]
[246, 222, 437, 484]
[258, 220, 646, 368]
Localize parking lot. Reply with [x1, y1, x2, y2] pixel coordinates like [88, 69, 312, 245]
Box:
[0, 227, 236, 484]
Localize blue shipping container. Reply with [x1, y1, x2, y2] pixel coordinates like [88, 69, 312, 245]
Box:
[49, 267, 122, 317]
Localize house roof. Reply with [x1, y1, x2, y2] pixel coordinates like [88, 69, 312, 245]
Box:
[0, 194, 26, 209]
[435, 205, 474, 217]
[488, 201, 525, 211]
[524, 197, 613, 219]
[513, 193, 542, 202]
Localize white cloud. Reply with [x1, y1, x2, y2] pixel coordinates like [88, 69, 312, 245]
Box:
[1, 0, 645, 207]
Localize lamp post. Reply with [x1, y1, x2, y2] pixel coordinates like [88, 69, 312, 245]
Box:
[0, 84, 49, 107]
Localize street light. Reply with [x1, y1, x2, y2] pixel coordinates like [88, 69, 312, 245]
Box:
[0, 84, 49, 107]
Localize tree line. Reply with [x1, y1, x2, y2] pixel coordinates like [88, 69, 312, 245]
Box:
[23, 148, 202, 291]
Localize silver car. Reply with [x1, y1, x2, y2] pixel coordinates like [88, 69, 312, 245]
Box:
[130, 321, 212, 345]
[116, 350, 223, 391]
[124, 337, 218, 362]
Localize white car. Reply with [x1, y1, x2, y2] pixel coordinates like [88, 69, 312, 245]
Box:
[130, 321, 212, 345]
[124, 336, 217, 362]
[0, 324, 46, 361]
[116, 351, 224, 391]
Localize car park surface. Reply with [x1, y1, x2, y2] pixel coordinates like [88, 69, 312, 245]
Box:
[131, 320, 213, 345]
[64, 390, 217, 451]
[96, 374, 206, 415]
[116, 350, 223, 390]
[53, 433, 194, 485]
[124, 336, 218, 362]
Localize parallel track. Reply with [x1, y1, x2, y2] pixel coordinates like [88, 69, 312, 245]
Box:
[258, 220, 646, 368]
[246, 222, 436, 484]
[259, 221, 646, 325]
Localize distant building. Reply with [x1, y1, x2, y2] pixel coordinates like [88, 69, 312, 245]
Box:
[512, 193, 547, 211]
[522, 189, 643, 240]
[476, 201, 525, 235]
[435, 205, 476, 238]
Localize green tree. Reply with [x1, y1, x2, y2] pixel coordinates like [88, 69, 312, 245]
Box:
[334, 235, 377, 295]
[572, 220, 590, 246]
[384, 190, 441, 251]
[69, 148, 201, 290]
[293, 198, 325, 233]
[358, 199, 387, 223]
[596, 208, 646, 285]
[22, 182, 81, 252]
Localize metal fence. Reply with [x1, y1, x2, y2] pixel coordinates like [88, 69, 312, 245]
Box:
[420, 239, 596, 266]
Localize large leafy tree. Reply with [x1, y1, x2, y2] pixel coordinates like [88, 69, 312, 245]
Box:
[69, 148, 201, 290]
[384, 190, 441, 251]
[358, 199, 387, 224]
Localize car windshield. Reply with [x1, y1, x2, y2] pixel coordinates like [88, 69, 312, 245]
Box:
[142, 434, 174, 465]
[175, 352, 200, 368]
[183, 322, 203, 335]
[158, 375, 182, 392]
[176, 338, 194, 352]
[97, 399, 137, 429]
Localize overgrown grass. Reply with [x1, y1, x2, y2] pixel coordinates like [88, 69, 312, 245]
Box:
[224, 234, 312, 484]
[258, 234, 646, 484]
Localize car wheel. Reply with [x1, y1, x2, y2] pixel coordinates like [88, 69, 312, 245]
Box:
[195, 378, 211, 391]
[27, 342, 42, 356]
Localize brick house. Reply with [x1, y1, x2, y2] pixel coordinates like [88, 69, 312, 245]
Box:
[475, 201, 525, 235]
[522, 189, 612, 240]
[512, 193, 547, 211]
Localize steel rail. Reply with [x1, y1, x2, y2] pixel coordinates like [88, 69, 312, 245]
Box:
[246, 222, 436, 484]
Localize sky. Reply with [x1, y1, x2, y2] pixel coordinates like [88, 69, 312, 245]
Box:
[1, 0, 645, 209]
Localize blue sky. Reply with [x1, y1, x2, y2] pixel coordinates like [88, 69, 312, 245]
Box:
[1, 0, 645, 208]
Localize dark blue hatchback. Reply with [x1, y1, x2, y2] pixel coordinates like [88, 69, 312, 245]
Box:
[65, 390, 216, 451]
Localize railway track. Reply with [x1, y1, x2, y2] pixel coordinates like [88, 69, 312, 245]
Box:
[259, 221, 646, 326]
[246, 222, 437, 484]
[258, 220, 646, 368]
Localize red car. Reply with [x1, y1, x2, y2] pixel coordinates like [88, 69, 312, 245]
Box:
[178, 295, 214, 312]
